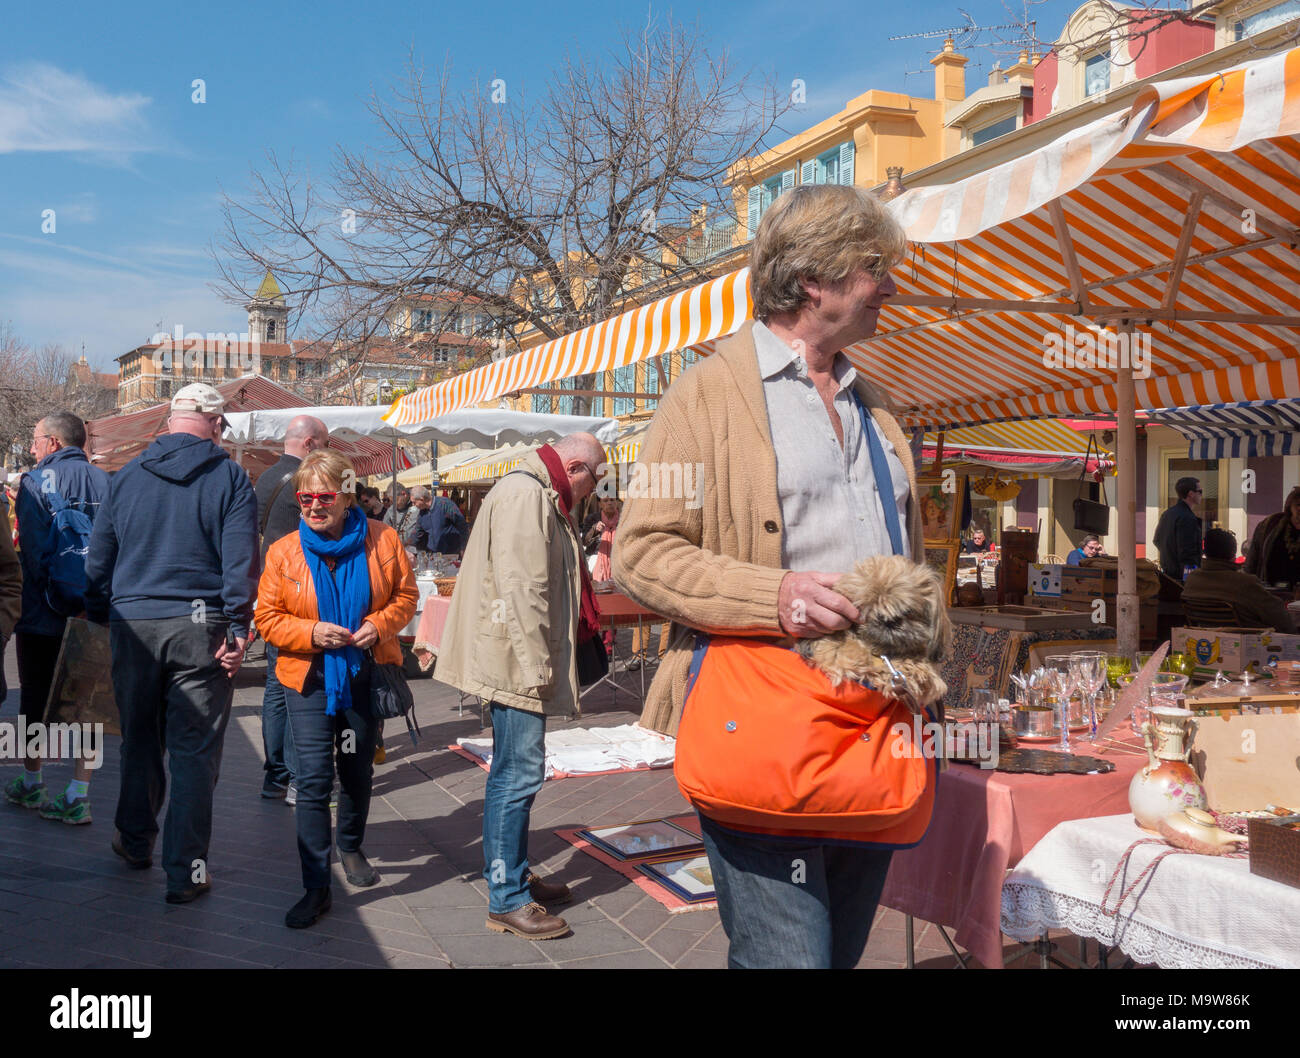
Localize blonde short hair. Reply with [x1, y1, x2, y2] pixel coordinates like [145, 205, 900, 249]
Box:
[293, 449, 356, 506]
[750, 183, 906, 322]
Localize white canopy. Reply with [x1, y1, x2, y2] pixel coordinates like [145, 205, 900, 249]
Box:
[222, 406, 620, 447]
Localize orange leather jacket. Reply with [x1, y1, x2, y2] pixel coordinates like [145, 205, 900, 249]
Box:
[255, 518, 419, 693]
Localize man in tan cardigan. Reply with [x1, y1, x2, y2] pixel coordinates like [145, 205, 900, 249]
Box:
[614, 183, 923, 968]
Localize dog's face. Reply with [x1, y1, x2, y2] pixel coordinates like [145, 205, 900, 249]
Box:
[835, 555, 951, 662]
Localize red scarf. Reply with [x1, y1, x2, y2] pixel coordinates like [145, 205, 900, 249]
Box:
[537, 444, 602, 638]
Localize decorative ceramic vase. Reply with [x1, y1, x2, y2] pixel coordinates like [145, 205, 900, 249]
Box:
[1128, 705, 1208, 832]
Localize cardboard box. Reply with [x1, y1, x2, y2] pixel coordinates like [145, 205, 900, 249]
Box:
[1171, 626, 1270, 678]
[1027, 563, 1063, 597]
[1189, 712, 1300, 813]
[1055, 596, 1157, 637]
[1244, 632, 1300, 672]
[1061, 567, 1118, 599]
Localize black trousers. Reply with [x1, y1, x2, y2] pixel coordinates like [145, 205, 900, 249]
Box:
[16, 631, 63, 722]
[110, 617, 234, 890]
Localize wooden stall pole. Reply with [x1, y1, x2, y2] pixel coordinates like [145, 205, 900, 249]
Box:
[1116, 321, 1139, 658]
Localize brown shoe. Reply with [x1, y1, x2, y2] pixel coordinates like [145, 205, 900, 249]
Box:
[527, 871, 572, 906]
[486, 901, 570, 939]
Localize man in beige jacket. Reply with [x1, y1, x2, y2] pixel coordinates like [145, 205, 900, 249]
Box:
[436, 433, 606, 940]
[615, 183, 923, 968]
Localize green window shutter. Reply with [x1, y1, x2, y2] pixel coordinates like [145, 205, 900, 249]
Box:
[781, 168, 796, 192]
[800, 159, 816, 185]
[747, 186, 762, 236]
[838, 141, 855, 186]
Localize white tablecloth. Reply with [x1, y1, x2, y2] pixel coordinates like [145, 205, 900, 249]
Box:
[1001, 814, 1300, 968]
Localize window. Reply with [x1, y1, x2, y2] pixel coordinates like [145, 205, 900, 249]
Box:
[1235, 0, 1300, 39]
[747, 167, 795, 235]
[612, 364, 636, 415]
[799, 142, 855, 187]
[971, 114, 1018, 147]
[679, 348, 700, 369]
[1084, 51, 1110, 97]
[414, 309, 433, 332]
[643, 360, 661, 400]
[531, 380, 551, 414]
[266, 320, 277, 341]
[1164, 457, 1221, 529]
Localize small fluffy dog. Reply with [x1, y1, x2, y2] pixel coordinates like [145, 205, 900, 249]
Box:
[794, 554, 952, 709]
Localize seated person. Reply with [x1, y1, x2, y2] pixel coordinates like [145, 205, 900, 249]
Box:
[1066, 534, 1103, 566]
[1244, 485, 1300, 589]
[962, 527, 993, 554]
[1183, 528, 1296, 633]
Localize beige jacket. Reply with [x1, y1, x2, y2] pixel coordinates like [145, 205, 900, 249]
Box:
[435, 450, 583, 716]
[613, 321, 923, 736]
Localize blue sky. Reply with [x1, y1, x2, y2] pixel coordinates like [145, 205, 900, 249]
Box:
[1, 0, 1087, 369]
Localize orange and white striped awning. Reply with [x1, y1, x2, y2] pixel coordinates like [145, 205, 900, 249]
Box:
[386, 47, 1300, 431]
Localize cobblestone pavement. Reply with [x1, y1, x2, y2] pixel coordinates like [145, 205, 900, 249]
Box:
[0, 638, 1028, 969]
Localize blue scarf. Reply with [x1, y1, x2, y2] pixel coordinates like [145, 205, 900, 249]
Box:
[299, 505, 371, 715]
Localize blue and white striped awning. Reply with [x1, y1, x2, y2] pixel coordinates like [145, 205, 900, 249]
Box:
[1146, 399, 1300, 459]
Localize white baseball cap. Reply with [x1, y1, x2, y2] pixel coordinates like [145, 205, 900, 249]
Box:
[171, 383, 226, 415]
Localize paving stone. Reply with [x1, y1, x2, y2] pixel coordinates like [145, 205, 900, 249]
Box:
[435, 930, 555, 967]
[553, 949, 670, 969]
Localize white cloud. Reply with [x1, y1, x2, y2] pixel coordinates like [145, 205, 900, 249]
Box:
[0, 63, 155, 158]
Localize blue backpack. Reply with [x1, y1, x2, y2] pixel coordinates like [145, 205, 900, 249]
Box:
[41, 488, 95, 618]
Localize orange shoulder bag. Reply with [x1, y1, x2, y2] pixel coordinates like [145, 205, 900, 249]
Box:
[673, 634, 937, 846]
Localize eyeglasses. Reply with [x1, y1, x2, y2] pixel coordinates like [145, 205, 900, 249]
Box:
[296, 491, 339, 508]
[577, 459, 601, 482]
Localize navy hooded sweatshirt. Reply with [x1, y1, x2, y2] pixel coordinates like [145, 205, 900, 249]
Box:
[85, 433, 258, 637]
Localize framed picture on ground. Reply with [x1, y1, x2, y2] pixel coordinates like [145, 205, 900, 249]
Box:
[924, 543, 961, 606]
[917, 475, 965, 543]
[577, 818, 704, 861]
[636, 853, 717, 903]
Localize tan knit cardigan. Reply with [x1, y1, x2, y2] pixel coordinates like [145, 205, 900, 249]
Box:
[612, 321, 924, 736]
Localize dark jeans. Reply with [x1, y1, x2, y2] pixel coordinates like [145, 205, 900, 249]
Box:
[699, 814, 894, 969]
[283, 659, 377, 890]
[111, 617, 235, 891]
[261, 644, 296, 784]
[481, 702, 546, 914]
[16, 631, 63, 722]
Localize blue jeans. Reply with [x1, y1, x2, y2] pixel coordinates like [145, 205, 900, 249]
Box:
[482, 702, 546, 914]
[261, 644, 297, 785]
[283, 660, 378, 890]
[699, 815, 894, 969]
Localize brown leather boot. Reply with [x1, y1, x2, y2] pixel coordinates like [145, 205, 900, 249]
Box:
[486, 901, 570, 939]
[527, 871, 573, 906]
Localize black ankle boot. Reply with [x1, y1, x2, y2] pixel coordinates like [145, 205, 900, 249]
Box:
[286, 887, 332, 929]
[338, 848, 379, 887]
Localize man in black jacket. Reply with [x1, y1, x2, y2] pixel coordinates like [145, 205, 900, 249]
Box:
[413, 488, 469, 556]
[85, 384, 259, 904]
[254, 415, 328, 800]
[1153, 477, 1203, 581]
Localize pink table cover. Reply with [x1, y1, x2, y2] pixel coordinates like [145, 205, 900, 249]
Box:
[879, 748, 1145, 968]
[412, 595, 454, 672]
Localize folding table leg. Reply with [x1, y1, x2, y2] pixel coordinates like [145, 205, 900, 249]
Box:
[905, 914, 915, 969]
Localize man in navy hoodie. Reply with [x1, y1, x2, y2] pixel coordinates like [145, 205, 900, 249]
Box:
[5, 412, 109, 823]
[85, 383, 259, 904]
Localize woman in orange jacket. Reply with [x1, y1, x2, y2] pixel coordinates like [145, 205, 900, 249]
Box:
[256, 449, 418, 928]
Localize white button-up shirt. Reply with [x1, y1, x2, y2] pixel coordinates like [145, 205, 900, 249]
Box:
[753, 321, 910, 573]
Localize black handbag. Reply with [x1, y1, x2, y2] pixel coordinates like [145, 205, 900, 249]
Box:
[575, 633, 609, 687]
[1072, 436, 1110, 536]
[368, 652, 421, 746]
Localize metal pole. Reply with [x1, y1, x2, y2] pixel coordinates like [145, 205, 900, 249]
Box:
[1116, 321, 1139, 658]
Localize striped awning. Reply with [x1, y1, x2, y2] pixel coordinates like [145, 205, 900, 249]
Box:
[922, 418, 1114, 477]
[1145, 398, 1300, 458]
[385, 46, 1300, 432]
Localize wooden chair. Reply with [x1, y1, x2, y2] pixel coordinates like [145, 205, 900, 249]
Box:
[1042, 554, 1064, 565]
[1182, 596, 1242, 629]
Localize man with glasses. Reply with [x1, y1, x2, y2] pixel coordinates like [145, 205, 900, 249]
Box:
[1153, 476, 1204, 581]
[85, 383, 259, 904]
[254, 414, 329, 802]
[436, 432, 607, 940]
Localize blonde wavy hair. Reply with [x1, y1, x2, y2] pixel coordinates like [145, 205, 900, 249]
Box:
[293, 449, 356, 507]
[750, 183, 906, 322]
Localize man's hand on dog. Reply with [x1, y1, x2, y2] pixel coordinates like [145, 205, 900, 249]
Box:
[778, 571, 860, 638]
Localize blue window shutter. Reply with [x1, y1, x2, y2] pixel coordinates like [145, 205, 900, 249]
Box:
[800, 159, 816, 185]
[781, 168, 795, 192]
[613, 364, 635, 415]
[747, 186, 761, 236]
[839, 141, 855, 186]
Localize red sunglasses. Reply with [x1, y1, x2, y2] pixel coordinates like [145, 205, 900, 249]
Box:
[296, 491, 339, 508]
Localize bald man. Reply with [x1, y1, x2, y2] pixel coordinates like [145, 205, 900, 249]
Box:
[437, 432, 606, 940]
[254, 413, 329, 800]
